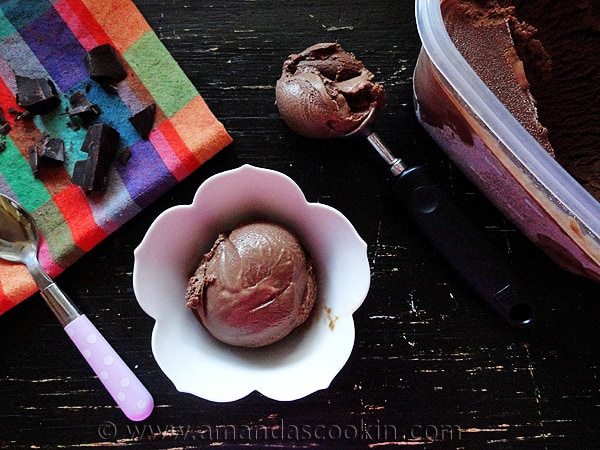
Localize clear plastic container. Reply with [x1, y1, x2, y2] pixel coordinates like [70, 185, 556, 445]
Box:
[413, 0, 600, 280]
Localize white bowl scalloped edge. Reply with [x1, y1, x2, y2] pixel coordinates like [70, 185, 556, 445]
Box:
[133, 165, 371, 402]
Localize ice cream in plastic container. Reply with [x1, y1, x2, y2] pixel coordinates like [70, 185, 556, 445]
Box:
[413, 0, 600, 280]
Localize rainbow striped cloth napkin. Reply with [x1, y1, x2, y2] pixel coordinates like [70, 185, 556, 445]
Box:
[0, 0, 232, 314]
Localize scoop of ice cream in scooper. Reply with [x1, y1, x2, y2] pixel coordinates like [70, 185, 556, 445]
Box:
[276, 43, 534, 327]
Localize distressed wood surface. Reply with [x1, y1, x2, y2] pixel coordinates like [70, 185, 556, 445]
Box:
[1, 0, 599, 448]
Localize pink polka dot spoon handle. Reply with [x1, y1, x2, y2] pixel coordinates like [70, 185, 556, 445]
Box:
[64, 310, 154, 421]
[35, 274, 155, 422]
[1, 194, 154, 421]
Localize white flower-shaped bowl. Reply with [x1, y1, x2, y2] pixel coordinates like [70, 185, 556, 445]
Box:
[133, 165, 370, 402]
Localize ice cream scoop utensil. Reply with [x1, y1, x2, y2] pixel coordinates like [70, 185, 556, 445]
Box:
[347, 110, 534, 327]
[0, 193, 153, 421]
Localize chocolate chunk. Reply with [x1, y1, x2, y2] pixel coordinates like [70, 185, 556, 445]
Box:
[83, 44, 127, 85]
[28, 145, 39, 175]
[129, 103, 156, 139]
[72, 123, 120, 191]
[0, 142, 6, 153]
[15, 111, 31, 120]
[117, 146, 132, 165]
[7, 107, 30, 121]
[15, 76, 61, 114]
[66, 120, 81, 131]
[39, 136, 65, 163]
[27, 135, 66, 176]
[0, 107, 10, 135]
[67, 90, 101, 118]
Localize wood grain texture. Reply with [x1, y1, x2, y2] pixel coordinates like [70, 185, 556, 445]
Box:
[1, 0, 599, 448]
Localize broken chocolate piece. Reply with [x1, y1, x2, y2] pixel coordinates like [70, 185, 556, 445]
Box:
[71, 123, 120, 191]
[15, 76, 61, 114]
[67, 90, 101, 118]
[28, 145, 39, 175]
[83, 44, 127, 85]
[7, 107, 30, 121]
[39, 136, 65, 163]
[117, 146, 132, 165]
[27, 135, 66, 176]
[0, 107, 10, 135]
[66, 120, 81, 131]
[129, 103, 156, 139]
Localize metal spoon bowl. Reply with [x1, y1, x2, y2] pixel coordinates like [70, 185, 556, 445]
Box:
[0, 193, 153, 421]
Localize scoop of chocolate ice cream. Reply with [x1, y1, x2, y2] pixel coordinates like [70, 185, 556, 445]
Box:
[276, 42, 386, 138]
[185, 221, 317, 348]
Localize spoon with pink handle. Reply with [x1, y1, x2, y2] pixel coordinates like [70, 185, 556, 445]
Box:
[0, 193, 153, 421]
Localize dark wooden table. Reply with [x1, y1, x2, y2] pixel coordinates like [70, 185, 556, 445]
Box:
[1, 1, 599, 448]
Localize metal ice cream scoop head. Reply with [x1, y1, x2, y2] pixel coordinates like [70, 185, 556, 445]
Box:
[0, 193, 153, 421]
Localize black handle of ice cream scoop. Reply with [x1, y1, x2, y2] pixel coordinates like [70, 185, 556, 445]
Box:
[392, 164, 534, 327]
